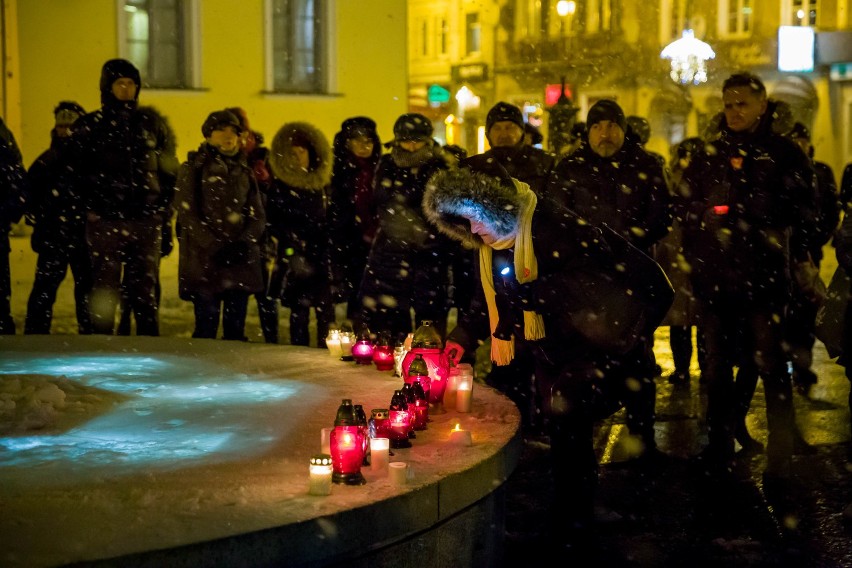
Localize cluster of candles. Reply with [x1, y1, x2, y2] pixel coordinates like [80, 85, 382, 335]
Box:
[309, 321, 477, 495]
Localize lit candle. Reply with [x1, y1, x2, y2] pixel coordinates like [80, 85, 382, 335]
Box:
[448, 423, 472, 446]
[372, 344, 395, 371]
[456, 377, 473, 413]
[370, 437, 390, 474]
[444, 368, 459, 409]
[309, 454, 333, 495]
[339, 331, 355, 361]
[326, 330, 342, 358]
[330, 399, 366, 485]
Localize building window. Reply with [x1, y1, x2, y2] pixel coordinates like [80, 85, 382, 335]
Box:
[787, 0, 818, 26]
[267, 0, 328, 94]
[720, 0, 752, 37]
[121, 0, 198, 89]
[586, 0, 613, 33]
[466, 12, 481, 55]
[438, 18, 448, 55]
[421, 19, 429, 56]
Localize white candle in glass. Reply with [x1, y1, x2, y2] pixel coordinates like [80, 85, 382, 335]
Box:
[456, 374, 473, 413]
[326, 330, 342, 358]
[309, 455, 333, 496]
[370, 437, 390, 474]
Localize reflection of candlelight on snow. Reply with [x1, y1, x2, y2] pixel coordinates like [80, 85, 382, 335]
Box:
[448, 423, 472, 446]
[309, 454, 333, 495]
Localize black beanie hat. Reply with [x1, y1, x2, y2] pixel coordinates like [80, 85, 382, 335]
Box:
[486, 102, 525, 133]
[626, 115, 651, 144]
[341, 116, 377, 140]
[587, 99, 626, 131]
[54, 101, 86, 126]
[100, 59, 141, 101]
[202, 110, 242, 138]
[393, 113, 433, 141]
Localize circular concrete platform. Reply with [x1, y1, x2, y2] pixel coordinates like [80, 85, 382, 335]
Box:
[0, 336, 522, 568]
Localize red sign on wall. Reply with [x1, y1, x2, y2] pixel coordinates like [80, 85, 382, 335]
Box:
[545, 84, 574, 106]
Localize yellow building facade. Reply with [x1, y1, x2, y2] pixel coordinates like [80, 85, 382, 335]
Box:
[3, 0, 408, 167]
[409, 0, 852, 177]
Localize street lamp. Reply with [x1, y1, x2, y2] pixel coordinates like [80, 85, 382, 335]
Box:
[660, 29, 715, 86]
[556, 1, 576, 40]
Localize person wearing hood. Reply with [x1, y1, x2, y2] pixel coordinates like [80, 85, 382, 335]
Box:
[356, 112, 458, 339]
[175, 110, 265, 341]
[424, 162, 673, 551]
[328, 116, 382, 324]
[452, 103, 560, 434]
[24, 102, 93, 335]
[547, 99, 672, 460]
[70, 58, 179, 336]
[266, 121, 334, 347]
[676, 72, 820, 482]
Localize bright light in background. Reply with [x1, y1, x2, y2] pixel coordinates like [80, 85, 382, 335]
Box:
[660, 29, 715, 85]
[556, 0, 576, 17]
[0, 355, 308, 478]
[778, 25, 815, 72]
[477, 125, 486, 154]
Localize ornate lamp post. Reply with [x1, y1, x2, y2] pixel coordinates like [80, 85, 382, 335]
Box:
[660, 29, 715, 86]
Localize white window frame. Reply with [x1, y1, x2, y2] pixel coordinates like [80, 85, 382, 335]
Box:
[117, 0, 201, 90]
[718, 0, 753, 39]
[264, 0, 336, 95]
[780, 0, 819, 26]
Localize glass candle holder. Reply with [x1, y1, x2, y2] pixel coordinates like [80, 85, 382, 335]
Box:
[309, 454, 333, 495]
[326, 329, 343, 358]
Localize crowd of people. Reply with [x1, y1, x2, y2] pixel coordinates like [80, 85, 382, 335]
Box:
[3, 59, 852, 552]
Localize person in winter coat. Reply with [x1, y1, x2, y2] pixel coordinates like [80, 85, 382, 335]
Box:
[424, 163, 672, 551]
[176, 110, 266, 340]
[0, 117, 27, 334]
[655, 137, 706, 384]
[226, 106, 280, 344]
[460, 103, 561, 434]
[70, 59, 178, 336]
[267, 121, 335, 347]
[676, 73, 819, 481]
[356, 113, 457, 339]
[24, 102, 93, 334]
[548, 99, 672, 459]
[327, 116, 382, 324]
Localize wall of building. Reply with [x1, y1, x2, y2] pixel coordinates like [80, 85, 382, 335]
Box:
[14, 0, 407, 166]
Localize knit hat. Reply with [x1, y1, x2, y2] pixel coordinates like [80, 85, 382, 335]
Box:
[202, 110, 242, 138]
[587, 99, 626, 131]
[393, 113, 433, 142]
[54, 101, 85, 127]
[788, 121, 810, 141]
[99, 59, 141, 103]
[626, 115, 651, 144]
[341, 116, 378, 140]
[486, 102, 525, 133]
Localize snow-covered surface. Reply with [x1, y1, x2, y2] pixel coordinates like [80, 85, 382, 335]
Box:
[0, 336, 520, 568]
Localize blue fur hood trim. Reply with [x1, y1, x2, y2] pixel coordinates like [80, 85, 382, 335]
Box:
[423, 167, 520, 249]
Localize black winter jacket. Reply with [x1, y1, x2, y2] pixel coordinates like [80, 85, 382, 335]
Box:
[548, 136, 671, 254]
[72, 103, 178, 221]
[677, 118, 818, 306]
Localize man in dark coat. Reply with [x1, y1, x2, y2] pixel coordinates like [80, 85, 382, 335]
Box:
[548, 99, 672, 458]
[71, 58, 178, 336]
[677, 73, 819, 481]
[424, 164, 672, 550]
[0, 117, 27, 334]
[24, 101, 93, 334]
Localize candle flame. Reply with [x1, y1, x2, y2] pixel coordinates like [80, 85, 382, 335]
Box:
[452, 424, 462, 432]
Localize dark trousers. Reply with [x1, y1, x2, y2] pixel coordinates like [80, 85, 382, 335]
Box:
[542, 358, 638, 528]
[255, 257, 279, 343]
[700, 297, 794, 470]
[290, 298, 335, 347]
[0, 233, 13, 334]
[670, 326, 706, 375]
[787, 290, 819, 377]
[192, 290, 250, 340]
[87, 217, 161, 336]
[485, 342, 540, 433]
[25, 242, 93, 334]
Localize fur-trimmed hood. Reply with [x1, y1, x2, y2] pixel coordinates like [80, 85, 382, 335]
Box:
[423, 167, 522, 249]
[269, 121, 332, 190]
